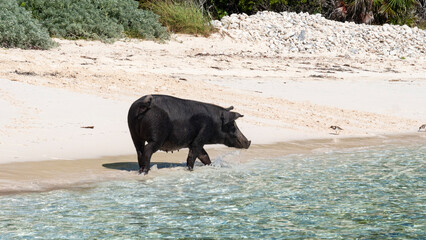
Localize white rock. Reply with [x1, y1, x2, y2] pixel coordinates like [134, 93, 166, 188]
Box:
[213, 11, 425, 59]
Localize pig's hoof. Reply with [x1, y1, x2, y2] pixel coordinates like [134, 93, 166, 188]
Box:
[139, 168, 149, 175]
[187, 167, 194, 171]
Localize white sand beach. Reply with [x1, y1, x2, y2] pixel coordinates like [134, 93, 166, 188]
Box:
[0, 33, 425, 194]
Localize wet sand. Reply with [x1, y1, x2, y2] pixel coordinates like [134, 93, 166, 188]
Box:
[1, 133, 424, 195]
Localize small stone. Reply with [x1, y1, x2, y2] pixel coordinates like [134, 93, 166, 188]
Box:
[349, 48, 358, 54]
[284, 31, 296, 39]
[229, 23, 239, 29]
[298, 30, 306, 41]
[289, 47, 298, 52]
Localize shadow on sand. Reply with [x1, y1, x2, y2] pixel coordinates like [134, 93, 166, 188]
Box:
[102, 162, 186, 172]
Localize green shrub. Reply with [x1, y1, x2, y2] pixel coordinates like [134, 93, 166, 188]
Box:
[203, 0, 322, 19]
[143, 0, 215, 36]
[18, 0, 169, 41]
[0, 0, 55, 49]
[376, 0, 417, 25]
[92, 0, 169, 39]
[344, 0, 417, 25]
[19, 0, 123, 41]
[204, 0, 420, 26]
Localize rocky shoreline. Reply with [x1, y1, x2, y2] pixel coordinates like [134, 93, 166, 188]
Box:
[212, 11, 426, 59]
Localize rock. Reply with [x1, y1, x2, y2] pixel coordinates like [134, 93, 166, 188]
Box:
[212, 11, 426, 59]
[284, 31, 296, 40]
[211, 20, 222, 28]
[305, 43, 313, 49]
[298, 30, 306, 42]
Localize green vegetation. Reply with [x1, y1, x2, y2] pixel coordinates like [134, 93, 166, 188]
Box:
[18, 0, 169, 41]
[203, 0, 323, 18]
[417, 20, 426, 29]
[141, 0, 215, 36]
[1, 0, 424, 50]
[0, 0, 169, 50]
[202, 0, 424, 26]
[0, 0, 55, 49]
[377, 0, 417, 25]
[346, 0, 418, 25]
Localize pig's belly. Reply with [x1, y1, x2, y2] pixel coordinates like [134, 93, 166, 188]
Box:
[159, 143, 186, 152]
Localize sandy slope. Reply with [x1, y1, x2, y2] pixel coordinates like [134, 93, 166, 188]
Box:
[0, 34, 425, 164]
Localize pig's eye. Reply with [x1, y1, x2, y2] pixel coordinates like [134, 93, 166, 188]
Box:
[222, 122, 236, 134]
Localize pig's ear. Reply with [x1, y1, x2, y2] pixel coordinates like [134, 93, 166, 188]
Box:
[225, 106, 234, 111]
[143, 95, 153, 106]
[136, 95, 153, 119]
[234, 112, 244, 119]
[221, 111, 243, 125]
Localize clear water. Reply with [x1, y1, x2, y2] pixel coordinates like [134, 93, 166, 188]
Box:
[1, 144, 425, 239]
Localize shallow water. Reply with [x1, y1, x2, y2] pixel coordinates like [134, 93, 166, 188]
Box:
[1, 144, 425, 239]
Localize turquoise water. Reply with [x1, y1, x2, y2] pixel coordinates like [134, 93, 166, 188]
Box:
[1, 144, 425, 239]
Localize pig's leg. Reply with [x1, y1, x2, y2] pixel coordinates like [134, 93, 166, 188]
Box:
[140, 141, 160, 175]
[197, 148, 211, 165]
[187, 121, 212, 170]
[137, 147, 144, 170]
[188, 145, 210, 170]
[133, 141, 145, 171]
[187, 148, 200, 171]
[139, 114, 170, 175]
[130, 133, 145, 172]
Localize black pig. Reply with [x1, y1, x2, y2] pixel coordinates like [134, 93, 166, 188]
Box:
[128, 94, 251, 174]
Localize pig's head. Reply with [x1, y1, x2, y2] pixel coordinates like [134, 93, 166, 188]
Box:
[221, 109, 251, 149]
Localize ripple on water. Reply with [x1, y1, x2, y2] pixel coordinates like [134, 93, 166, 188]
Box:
[0, 144, 425, 239]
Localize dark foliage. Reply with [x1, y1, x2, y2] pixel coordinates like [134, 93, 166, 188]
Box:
[201, 0, 323, 18]
[199, 0, 422, 25]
